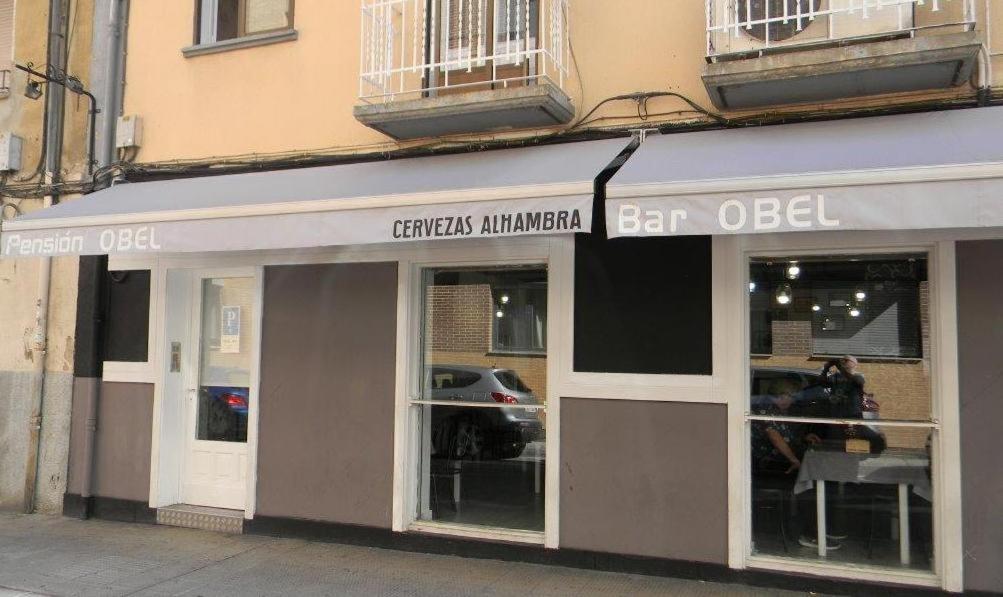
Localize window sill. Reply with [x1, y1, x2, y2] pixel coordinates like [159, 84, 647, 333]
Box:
[182, 29, 298, 58]
[408, 521, 545, 545]
[103, 360, 155, 384]
[487, 351, 547, 359]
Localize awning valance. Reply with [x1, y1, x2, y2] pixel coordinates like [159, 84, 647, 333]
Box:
[606, 107, 1003, 238]
[1, 138, 631, 257]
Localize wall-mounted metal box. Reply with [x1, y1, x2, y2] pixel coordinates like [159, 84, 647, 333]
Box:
[0, 132, 23, 171]
[116, 115, 143, 149]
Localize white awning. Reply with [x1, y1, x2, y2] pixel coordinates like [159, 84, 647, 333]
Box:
[1, 138, 631, 257]
[606, 107, 1003, 238]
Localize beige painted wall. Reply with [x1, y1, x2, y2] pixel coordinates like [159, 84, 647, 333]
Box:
[122, 1, 1003, 164]
[0, 0, 95, 513]
[0, 0, 95, 376]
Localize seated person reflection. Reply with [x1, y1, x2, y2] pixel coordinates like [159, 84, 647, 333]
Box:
[752, 379, 805, 474]
[752, 379, 839, 550]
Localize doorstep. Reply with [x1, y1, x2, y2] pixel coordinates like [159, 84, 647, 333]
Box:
[156, 504, 244, 534]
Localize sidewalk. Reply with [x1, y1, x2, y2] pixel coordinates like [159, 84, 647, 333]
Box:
[0, 513, 818, 597]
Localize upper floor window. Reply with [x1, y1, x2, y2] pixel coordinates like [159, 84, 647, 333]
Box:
[196, 0, 293, 45]
[0, 0, 13, 62]
[439, 0, 539, 66]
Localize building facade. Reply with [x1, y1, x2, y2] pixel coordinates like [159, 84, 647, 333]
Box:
[1, 0, 1002, 594]
[0, 0, 98, 514]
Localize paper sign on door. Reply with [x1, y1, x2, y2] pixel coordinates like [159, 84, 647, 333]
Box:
[220, 306, 241, 353]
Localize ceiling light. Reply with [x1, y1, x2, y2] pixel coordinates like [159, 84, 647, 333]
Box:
[500, 295, 510, 304]
[812, 304, 821, 312]
[495, 310, 504, 318]
[775, 284, 792, 306]
[855, 290, 867, 301]
[849, 307, 861, 317]
[749, 281, 756, 292]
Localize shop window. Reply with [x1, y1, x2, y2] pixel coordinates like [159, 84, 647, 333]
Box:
[415, 265, 547, 533]
[103, 270, 151, 363]
[747, 253, 935, 571]
[573, 234, 712, 375]
[196, 0, 293, 45]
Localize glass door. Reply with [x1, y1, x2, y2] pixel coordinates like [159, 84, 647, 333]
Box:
[182, 272, 258, 511]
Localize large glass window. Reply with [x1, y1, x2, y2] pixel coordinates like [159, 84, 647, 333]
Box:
[748, 254, 935, 571]
[415, 266, 547, 533]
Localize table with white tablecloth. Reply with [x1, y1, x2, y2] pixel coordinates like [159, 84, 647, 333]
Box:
[794, 449, 931, 565]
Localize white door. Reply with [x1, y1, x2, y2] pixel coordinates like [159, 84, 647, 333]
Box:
[181, 271, 259, 511]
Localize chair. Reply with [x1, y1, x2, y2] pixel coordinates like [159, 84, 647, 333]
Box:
[752, 471, 793, 554]
[430, 459, 463, 516]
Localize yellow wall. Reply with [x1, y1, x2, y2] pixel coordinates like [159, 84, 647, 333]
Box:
[123, 0, 1003, 164]
[0, 0, 95, 374]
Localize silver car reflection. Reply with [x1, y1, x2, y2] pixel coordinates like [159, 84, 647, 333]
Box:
[426, 365, 543, 460]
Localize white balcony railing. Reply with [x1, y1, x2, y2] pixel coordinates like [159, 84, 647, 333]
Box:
[707, 0, 976, 58]
[359, 0, 570, 103]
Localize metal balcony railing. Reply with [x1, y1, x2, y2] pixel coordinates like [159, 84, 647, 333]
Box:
[359, 0, 570, 103]
[706, 0, 976, 58]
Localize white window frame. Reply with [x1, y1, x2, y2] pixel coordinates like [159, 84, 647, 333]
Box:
[197, 0, 292, 45]
[721, 231, 963, 592]
[392, 237, 562, 547]
[199, 0, 220, 44]
[103, 256, 160, 384]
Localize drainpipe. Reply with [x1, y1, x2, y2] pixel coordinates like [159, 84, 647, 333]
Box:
[78, 0, 127, 516]
[22, 196, 54, 514]
[97, 0, 126, 169]
[23, 0, 69, 514]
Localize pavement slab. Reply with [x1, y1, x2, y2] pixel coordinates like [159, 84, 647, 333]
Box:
[0, 513, 823, 597]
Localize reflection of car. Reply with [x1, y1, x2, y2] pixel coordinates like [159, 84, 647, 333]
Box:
[751, 366, 880, 419]
[427, 365, 543, 461]
[205, 386, 249, 414]
[199, 386, 249, 442]
[751, 367, 829, 416]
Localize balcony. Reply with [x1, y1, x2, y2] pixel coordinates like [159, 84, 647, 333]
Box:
[702, 0, 982, 110]
[354, 0, 573, 139]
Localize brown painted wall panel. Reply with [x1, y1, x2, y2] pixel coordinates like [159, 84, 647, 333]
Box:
[957, 240, 1003, 594]
[65, 377, 95, 496]
[560, 399, 728, 564]
[256, 263, 398, 528]
[67, 382, 154, 502]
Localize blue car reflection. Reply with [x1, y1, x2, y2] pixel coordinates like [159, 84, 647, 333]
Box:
[205, 386, 249, 415]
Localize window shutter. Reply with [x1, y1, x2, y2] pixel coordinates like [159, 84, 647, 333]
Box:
[245, 0, 290, 35]
[493, 0, 537, 63]
[0, 0, 14, 63]
[440, 0, 486, 63]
